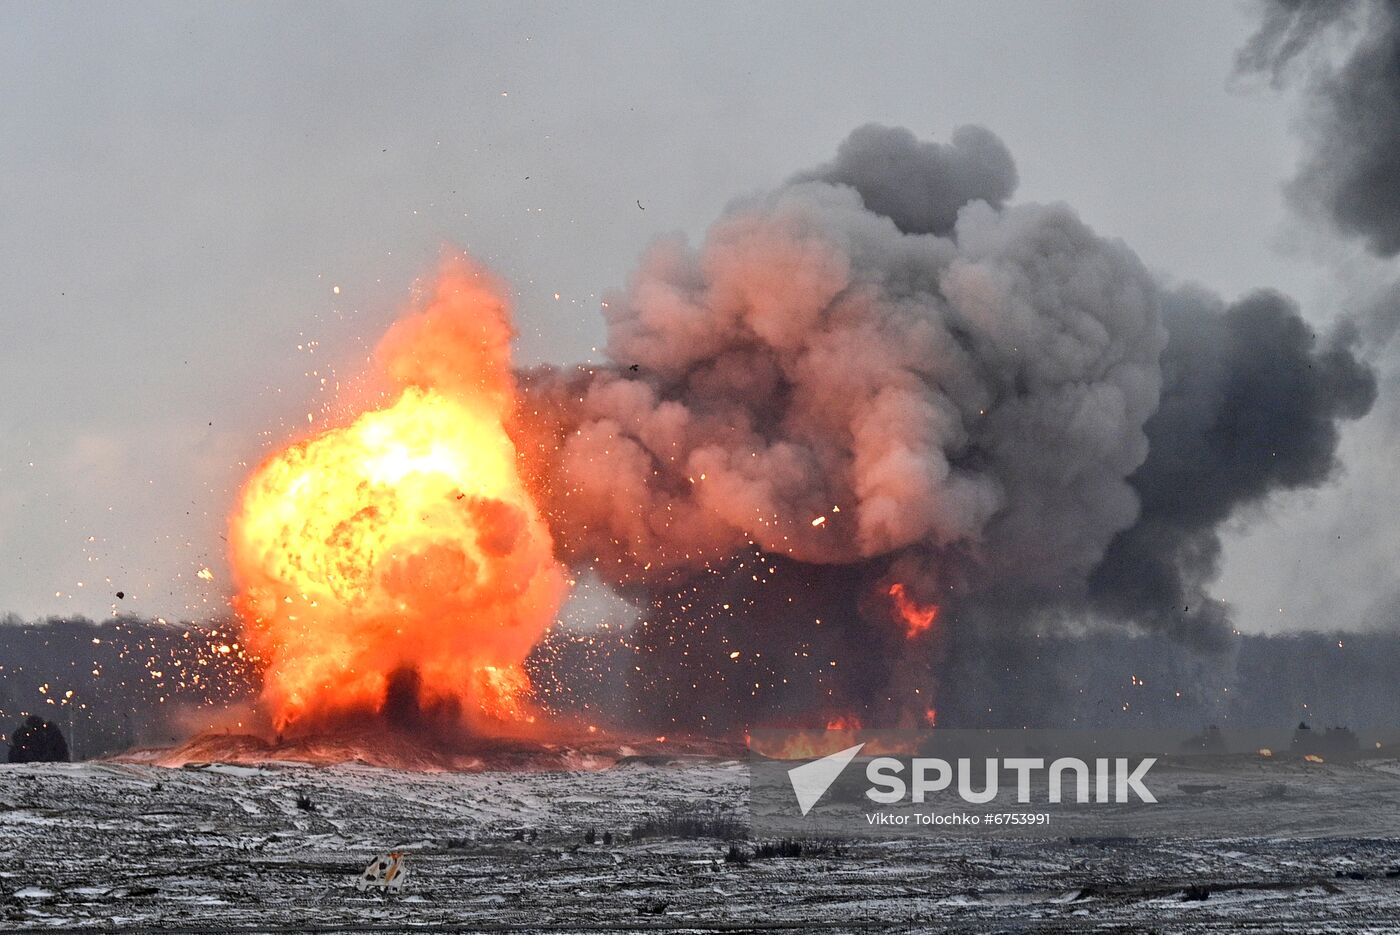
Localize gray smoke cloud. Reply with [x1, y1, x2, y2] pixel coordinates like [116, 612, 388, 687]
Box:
[529, 132, 1161, 599]
[518, 123, 1375, 727]
[1237, 0, 1400, 256]
[1090, 287, 1377, 644]
[1232, 0, 1400, 648]
[790, 122, 1018, 237]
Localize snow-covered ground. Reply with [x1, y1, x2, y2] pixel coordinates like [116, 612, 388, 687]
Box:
[5, 754, 1400, 932]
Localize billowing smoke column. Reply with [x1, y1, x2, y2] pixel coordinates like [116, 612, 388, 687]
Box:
[231, 261, 567, 734]
[520, 123, 1376, 730]
[1238, 0, 1400, 257]
[1091, 288, 1375, 643]
[530, 124, 1162, 588]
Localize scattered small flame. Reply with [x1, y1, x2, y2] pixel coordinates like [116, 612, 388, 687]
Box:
[1304, 753, 1325, 764]
[887, 582, 939, 639]
[749, 714, 915, 760]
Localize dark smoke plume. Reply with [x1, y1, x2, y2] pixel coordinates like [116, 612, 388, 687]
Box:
[517, 123, 1374, 728]
[791, 123, 1018, 237]
[1238, 0, 1400, 256]
[1232, 0, 1400, 654]
[1090, 288, 1377, 643]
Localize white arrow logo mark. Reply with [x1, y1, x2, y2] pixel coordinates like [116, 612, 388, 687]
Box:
[786, 743, 865, 816]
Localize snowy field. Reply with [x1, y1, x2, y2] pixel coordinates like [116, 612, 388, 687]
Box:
[5, 753, 1400, 932]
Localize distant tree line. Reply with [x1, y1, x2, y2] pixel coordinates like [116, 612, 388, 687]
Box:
[534, 625, 1400, 731]
[4, 614, 1400, 757]
[0, 614, 255, 759]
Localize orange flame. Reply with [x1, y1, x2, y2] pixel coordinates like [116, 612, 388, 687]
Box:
[229, 259, 567, 733]
[887, 582, 939, 639]
[749, 715, 916, 760]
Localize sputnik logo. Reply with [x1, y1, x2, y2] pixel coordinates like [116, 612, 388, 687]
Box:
[787, 743, 865, 815]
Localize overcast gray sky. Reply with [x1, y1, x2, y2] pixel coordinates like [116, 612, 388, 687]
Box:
[0, 1, 1385, 631]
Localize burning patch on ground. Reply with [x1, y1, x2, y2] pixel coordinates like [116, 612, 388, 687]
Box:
[122, 726, 743, 771]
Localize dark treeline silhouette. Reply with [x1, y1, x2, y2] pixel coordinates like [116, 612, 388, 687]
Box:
[534, 626, 1400, 731]
[3, 614, 1400, 756]
[0, 614, 256, 759]
[928, 628, 1400, 729]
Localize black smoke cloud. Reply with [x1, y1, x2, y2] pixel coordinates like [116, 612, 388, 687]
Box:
[518, 123, 1374, 729]
[791, 123, 1018, 237]
[1238, 0, 1400, 256]
[1090, 288, 1377, 644]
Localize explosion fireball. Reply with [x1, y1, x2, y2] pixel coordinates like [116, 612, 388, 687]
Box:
[229, 260, 566, 733]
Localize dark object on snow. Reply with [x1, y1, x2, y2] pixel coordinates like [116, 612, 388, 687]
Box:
[7, 716, 70, 763]
[295, 791, 316, 811]
[754, 839, 804, 859]
[751, 838, 844, 860]
[602, 831, 613, 846]
[115, 591, 125, 599]
[583, 827, 596, 845]
[630, 804, 745, 841]
[1291, 723, 1361, 758]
